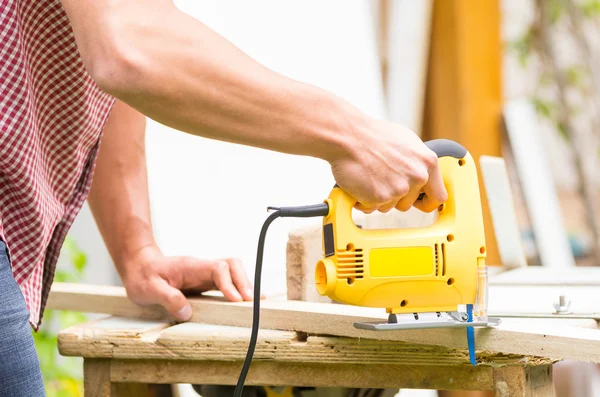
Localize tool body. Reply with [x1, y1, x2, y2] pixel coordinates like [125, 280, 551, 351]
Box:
[315, 139, 501, 331]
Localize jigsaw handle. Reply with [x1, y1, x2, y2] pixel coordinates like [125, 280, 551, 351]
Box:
[417, 139, 468, 201]
[424, 139, 467, 159]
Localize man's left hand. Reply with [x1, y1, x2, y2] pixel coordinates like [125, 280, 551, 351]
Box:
[120, 245, 255, 321]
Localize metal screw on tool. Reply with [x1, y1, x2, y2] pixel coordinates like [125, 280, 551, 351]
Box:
[553, 295, 571, 314]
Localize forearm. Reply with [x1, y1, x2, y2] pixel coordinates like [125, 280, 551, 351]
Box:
[60, 0, 364, 162]
[87, 100, 155, 282]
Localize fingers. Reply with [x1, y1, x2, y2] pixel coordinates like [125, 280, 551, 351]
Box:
[154, 279, 192, 322]
[169, 256, 256, 302]
[414, 161, 447, 212]
[376, 201, 398, 213]
[354, 202, 379, 214]
[211, 260, 244, 302]
[395, 187, 423, 212]
[227, 258, 254, 301]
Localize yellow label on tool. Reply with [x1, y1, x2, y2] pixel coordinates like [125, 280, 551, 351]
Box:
[369, 247, 433, 277]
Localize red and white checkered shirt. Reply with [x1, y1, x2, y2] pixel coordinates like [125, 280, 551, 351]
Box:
[1, 0, 115, 328]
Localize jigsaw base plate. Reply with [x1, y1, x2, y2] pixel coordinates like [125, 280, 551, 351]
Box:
[354, 311, 502, 331]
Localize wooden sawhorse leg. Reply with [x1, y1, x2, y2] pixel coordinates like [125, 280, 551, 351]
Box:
[493, 365, 554, 397]
[438, 364, 554, 397]
[84, 359, 149, 397]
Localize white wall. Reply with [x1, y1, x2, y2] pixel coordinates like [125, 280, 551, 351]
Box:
[145, 0, 387, 297]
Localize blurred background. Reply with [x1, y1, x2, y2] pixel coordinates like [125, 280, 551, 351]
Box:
[41, 0, 600, 396]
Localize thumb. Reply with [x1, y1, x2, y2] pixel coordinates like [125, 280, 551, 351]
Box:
[154, 279, 192, 321]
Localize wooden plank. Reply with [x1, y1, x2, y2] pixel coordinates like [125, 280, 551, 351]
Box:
[488, 267, 600, 316]
[49, 282, 600, 363]
[58, 317, 552, 367]
[109, 359, 496, 391]
[422, 0, 503, 266]
[479, 156, 528, 268]
[490, 267, 600, 286]
[488, 285, 600, 317]
[503, 100, 575, 268]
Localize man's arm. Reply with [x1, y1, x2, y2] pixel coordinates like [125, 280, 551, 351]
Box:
[60, 0, 447, 214]
[88, 100, 254, 321]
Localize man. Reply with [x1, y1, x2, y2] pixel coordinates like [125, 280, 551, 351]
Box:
[0, 0, 448, 395]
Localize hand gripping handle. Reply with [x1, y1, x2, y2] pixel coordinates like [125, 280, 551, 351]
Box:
[328, 138, 469, 218]
[417, 139, 467, 201]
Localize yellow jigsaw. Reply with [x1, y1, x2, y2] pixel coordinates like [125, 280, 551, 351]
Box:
[314, 139, 501, 332]
[234, 139, 501, 397]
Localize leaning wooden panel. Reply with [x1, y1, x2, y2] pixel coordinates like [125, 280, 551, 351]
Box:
[49, 282, 600, 363]
[422, 0, 503, 266]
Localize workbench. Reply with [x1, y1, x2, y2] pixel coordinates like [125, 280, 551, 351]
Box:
[58, 315, 560, 397]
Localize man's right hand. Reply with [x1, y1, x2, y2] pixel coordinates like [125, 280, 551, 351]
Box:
[329, 118, 448, 214]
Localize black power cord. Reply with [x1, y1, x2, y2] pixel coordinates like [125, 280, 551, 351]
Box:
[233, 203, 330, 397]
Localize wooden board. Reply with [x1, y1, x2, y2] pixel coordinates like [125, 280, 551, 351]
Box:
[490, 266, 600, 286]
[480, 156, 528, 268]
[503, 100, 576, 269]
[58, 316, 552, 367]
[48, 282, 600, 363]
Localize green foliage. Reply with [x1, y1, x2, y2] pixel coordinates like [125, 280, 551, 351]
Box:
[508, 27, 534, 67]
[32, 236, 88, 397]
[532, 96, 554, 119]
[548, 0, 567, 24]
[507, 2, 600, 150]
[565, 65, 587, 88]
[581, 0, 600, 17]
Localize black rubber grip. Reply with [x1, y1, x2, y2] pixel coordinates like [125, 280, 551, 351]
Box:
[424, 139, 467, 159]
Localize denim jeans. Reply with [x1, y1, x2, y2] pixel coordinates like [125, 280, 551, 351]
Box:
[0, 240, 46, 396]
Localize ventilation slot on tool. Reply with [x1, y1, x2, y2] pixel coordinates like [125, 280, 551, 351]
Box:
[434, 244, 439, 276]
[336, 247, 364, 280]
[441, 243, 446, 276]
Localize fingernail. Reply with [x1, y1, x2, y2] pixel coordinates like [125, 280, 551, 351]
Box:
[177, 304, 192, 321]
[246, 288, 254, 298]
